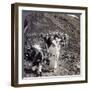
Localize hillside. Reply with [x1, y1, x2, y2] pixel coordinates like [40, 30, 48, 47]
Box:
[23, 11, 80, 76]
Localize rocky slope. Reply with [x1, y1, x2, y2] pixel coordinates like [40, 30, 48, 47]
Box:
[23, 11, 80, 76]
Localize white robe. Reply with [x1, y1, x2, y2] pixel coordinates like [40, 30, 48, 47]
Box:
[48, 40, 60, 70]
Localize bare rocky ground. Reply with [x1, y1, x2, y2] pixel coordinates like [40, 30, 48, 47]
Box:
[23, 11, 80, 77]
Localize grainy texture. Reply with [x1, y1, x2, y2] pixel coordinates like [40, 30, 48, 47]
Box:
[22, 11, 80, 77]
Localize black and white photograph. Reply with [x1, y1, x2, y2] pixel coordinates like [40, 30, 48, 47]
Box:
[23, 11, 80, 77]
[11, 3, 87, 87]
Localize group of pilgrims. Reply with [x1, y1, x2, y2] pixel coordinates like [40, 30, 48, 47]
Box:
[24, 32, 68, 77]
